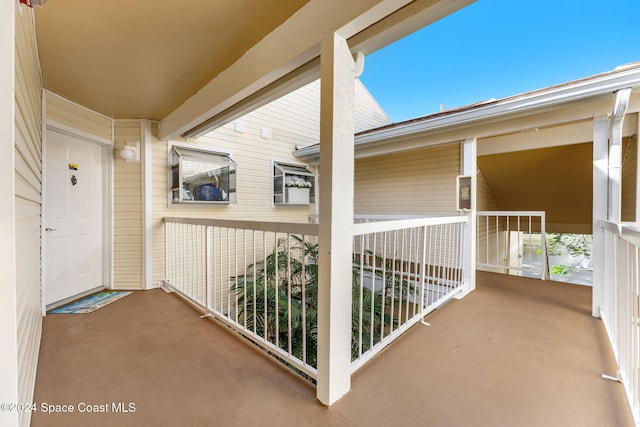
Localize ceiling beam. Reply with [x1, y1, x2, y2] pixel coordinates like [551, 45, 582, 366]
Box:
[160, 0, 475, 141]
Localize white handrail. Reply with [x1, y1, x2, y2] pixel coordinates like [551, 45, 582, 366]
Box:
[353, 215, 467, 235]
[600, 220, 640, 425]
[163, 215, 471, 390]
[165, 216, 318, 236]
[350, 215, 468, 373]
[476, 211, 548, 280]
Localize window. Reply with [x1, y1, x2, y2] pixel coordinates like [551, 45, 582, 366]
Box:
[273, 161, 315, 205]
[170, 146, 237, 204]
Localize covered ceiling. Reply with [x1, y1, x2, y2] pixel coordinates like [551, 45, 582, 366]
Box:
[478, 143, 593, 232]
[35, 0, 309, 120]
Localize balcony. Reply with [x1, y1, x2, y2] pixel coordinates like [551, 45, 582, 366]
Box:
[32, 269, 634, 426]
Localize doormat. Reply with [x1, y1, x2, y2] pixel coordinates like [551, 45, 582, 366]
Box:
[49, 291, 132, 314]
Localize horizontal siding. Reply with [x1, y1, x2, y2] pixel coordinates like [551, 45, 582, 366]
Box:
[355, 143, 460, 215]
[152, 79, 390, 285]
[114, 120, 142, 289]
[621, 135, 637, 222]
[477, 169, 498, 211]
[45, 91, 112, 141]
[14, 7, 42, 427]
[152, 98, 321, 283]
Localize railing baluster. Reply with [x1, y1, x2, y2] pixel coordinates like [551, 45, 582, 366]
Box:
[263, 231, 268, 344]
[358, 234, 364, 357]
[163, 215, 468, 383]
[252, 231, 257, 335]
[274, 232, 279, 349]
[381, 231, 387, 340]
[301, 234, 307, 365]
[286, 234, 292, 356]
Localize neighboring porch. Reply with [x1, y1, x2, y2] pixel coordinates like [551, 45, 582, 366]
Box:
[31, 271, 634, 427]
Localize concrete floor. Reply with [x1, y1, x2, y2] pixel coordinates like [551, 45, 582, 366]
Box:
[31, 271, 634, 426]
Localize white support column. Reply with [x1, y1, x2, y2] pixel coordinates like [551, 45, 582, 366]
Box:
[592, 115, 609, 318]
[636, 114, 640, 222]
[458, 138, 477, 297]
[316, 32, 355, 406]
[608, 88, 631, 223]
[141, 119, 154, 289]
[0, 1, 19, 426]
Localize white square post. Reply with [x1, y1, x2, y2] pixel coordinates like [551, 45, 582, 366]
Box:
[459, 138, 477, 296]
[592, 115, 609, 317]
[636, 114, 640, 222]
[316, 32, 356, 406]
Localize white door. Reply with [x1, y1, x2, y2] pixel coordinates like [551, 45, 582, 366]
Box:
[45, 130, 104, 305]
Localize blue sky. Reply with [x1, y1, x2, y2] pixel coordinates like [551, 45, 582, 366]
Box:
[360, 0, 640, 122]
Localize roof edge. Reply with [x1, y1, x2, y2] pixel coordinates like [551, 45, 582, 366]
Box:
[295, 63, 640, 160]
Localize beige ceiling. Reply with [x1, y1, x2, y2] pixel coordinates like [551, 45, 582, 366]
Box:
[478, 143, 593, 232]
[35, 0, 309, 120]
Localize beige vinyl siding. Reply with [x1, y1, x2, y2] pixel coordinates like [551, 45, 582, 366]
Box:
[247, 79, 390, 152]
[114, 120, 143, 289]
[45, 91, 112, 141]
[152, 86, 324, 284]
[354, 143, 460, 215]
[622, 135, 637, 222]
[476, 169, 498, 211]
[153, 79, 389, 287]
[152, 130, 315, 285]
[14, 7, 42, 427]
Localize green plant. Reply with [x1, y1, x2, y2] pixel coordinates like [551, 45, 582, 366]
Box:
[546, 233, 592, 276]
[231, 236, 410, 369]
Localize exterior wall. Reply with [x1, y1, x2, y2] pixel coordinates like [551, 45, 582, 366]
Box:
[622, 135, 637, 222]
[0, 0, 18, 424]
[44, 91, 112, 141]
[152, 80, 349, 284]
[236, 79, 389, 149]
[14, 6, 42, 427]
[476, 169, 498, 211]
[354, 143, 460, 215]
[114, 120, 143, 289]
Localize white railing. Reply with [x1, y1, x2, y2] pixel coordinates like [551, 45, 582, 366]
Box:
[350, 215, 468, 372]
[308, 213, 442, 224]
[164, 215, 469, 384]
[601, 221, 640, 425]
[164, 217, 320, 379]
[477, 211, 549, 280]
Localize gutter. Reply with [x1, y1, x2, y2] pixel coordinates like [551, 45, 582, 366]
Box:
[295, 64, 640, 160]
[608, 87, 632, 222]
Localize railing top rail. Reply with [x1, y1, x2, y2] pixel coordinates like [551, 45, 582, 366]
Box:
[352, 215, 467, 236]
[353, 213, 444, 220]
[164, 216, 319, 236]
[309, 213, 453, 221]
[477, 210, 546, 217]
[601, 220, 640, 247]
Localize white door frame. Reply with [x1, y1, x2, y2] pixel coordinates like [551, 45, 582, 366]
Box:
[41, 119, 114, 315]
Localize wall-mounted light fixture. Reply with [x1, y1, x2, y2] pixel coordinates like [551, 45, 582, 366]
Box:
[119, 141, 140, 162]
[20, 0, 47, 7]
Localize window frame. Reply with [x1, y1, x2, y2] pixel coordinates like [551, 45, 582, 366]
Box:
[272, 159, 316, 206]
[168, 143, 237, 206]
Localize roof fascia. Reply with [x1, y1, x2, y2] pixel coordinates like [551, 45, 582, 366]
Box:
[294, 66, 640, 160]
